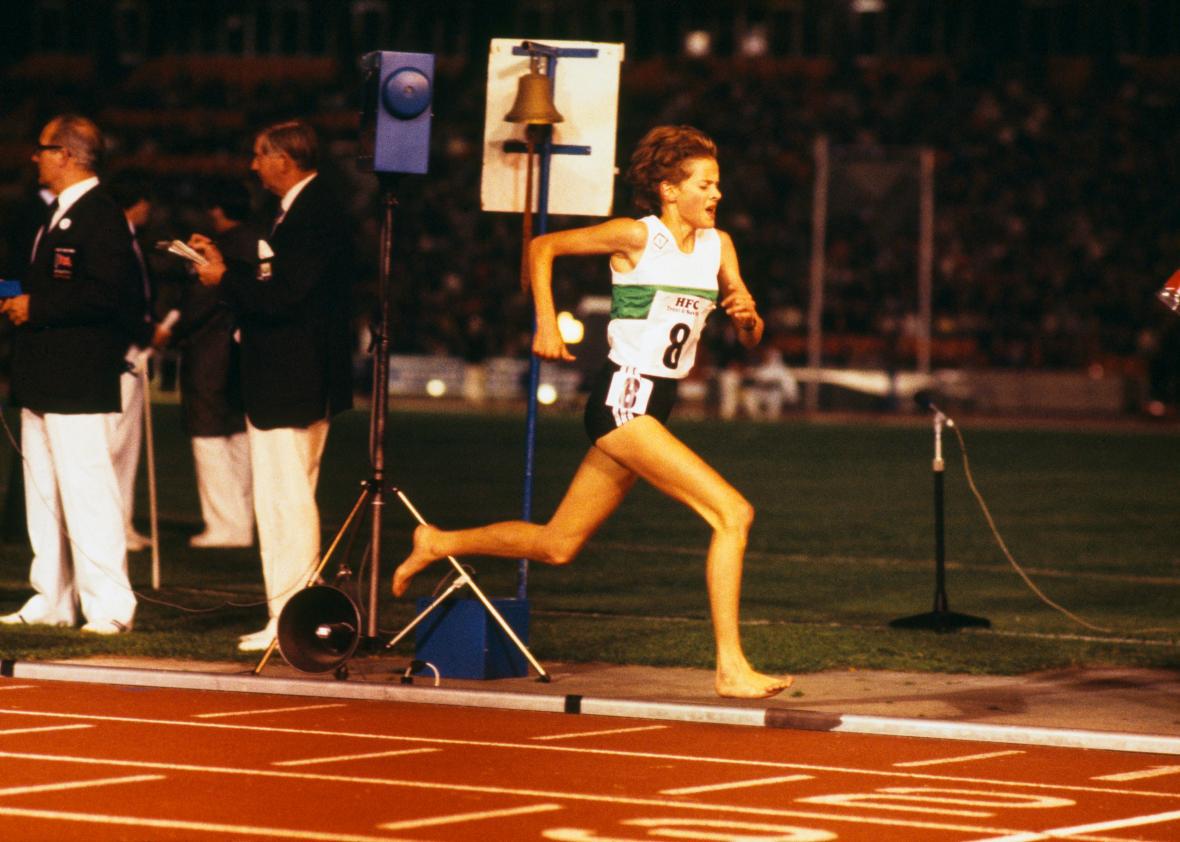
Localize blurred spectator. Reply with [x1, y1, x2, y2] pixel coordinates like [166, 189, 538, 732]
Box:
[3, 48, 1180, 405]
[106, 170, 165, 552]
[741, 348, 799, 420]
[167, 177, 255, 549]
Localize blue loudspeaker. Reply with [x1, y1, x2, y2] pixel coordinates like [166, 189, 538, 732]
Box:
[358, 51, 434, 175]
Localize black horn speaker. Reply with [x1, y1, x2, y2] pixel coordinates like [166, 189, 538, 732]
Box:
[277, 586, 362, 673]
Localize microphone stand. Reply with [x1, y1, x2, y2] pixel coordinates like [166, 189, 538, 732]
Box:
[890, 399, 990, 632]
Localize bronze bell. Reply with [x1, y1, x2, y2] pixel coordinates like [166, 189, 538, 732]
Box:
[505, 66, 563, 125]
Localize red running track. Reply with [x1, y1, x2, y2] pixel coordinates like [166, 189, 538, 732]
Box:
[0, 677, 1178, 841]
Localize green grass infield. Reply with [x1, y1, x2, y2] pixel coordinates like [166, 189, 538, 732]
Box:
[0, 403, 1177, 676]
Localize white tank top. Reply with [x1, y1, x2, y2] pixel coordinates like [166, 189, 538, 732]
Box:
[607, 216, 720, 379]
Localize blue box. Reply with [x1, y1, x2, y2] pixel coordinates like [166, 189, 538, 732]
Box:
[414, 597, 530, 679]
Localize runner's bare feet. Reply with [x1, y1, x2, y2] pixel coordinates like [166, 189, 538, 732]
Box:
[715, 665, 794, 699]
[392, 524, 443, 597]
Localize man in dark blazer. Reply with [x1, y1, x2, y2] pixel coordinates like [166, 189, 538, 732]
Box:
[0, 114, 143, 633]
[189, 120, 352, 651]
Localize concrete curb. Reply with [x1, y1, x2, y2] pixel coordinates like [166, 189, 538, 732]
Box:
[6, 660, 1179, 756]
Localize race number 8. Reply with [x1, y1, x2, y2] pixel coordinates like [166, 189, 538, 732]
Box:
[662, 323, 691, 369]
[605, 370, 653, 415]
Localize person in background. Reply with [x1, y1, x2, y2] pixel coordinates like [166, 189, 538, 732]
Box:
[188, 120, 353, 651]
[165, 178, 255, 549]
[106, 171, 168, 552]
[741, 346, 799, 420]
[0, 114, 142, 633]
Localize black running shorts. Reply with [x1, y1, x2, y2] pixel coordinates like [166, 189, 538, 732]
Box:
[583, 360, 678, 443]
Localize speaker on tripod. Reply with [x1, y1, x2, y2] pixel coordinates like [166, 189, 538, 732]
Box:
[252, 51, 437, 677]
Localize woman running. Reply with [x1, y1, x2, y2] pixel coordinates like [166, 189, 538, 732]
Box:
[394, 125, 792, 699]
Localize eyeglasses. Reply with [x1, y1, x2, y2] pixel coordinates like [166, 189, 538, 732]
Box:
[34, 144, 64, 153]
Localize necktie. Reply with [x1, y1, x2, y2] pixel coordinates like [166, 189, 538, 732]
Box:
[45, 198, 59, 227]
[131, 237, 151, 303]
[31, 198, 59, 259]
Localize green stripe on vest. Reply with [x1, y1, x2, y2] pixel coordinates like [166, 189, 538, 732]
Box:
[610, 285, 719, 319]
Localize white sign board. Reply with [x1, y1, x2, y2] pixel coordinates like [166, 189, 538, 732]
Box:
[481, 39, 624, 218]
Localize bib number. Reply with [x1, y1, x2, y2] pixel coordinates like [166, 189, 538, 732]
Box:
[605, 370, 653, 415]
[638, 291, 714, 375]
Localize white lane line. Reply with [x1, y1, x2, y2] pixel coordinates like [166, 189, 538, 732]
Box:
[194, 703, 347, 719]
[0, 709, 1176, 801]
[1093, 765, 1180, 782]
[379, 803, 562, 831]
[969, 807, 1180, 842]
[662, 774, 814, 795]
[0, 724, 93, 737]
[532, 725, 667, 742]
[0, 774, 163, 798]
[895, 750, 1026, 768]
[274, 747, 440, 767]
[0, 750, 1026, 837]
[0, 685, 36, 691]
[0, 806, 416, 842]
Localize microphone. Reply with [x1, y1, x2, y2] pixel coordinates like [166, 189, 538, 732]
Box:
[913, 390, 954, 426]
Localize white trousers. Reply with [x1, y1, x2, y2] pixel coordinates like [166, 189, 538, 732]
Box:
[19, 408, 135, 626]
[111, 368, 144, 534]
[717, 368, 741, 420]
[191, 433, 253, 543]
[247, 418, 328, 621]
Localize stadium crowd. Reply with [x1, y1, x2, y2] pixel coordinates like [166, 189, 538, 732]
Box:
[3, 51, 1180, 407]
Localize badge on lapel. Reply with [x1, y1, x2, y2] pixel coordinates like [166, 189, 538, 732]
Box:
[52, 247, 76, 280]
[257, 239, 274, 282]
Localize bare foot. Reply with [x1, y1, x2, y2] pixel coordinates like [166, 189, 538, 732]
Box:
[715, 666, 794, 700]
[391, 524, 444, 597]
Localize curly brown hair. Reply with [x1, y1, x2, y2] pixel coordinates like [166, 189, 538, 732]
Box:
[625, 125, 718, 215]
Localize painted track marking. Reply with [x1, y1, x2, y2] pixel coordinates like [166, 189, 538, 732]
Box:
[194, 703, 347, 719]
[1, 708, 1178, 800]
[0, 806, 416, 842]
[1093, 765, 1180, 782]
[0, 774, 164, 798]
[0, 723, 92, 737]
[379, 803, 563, 831]
[0, 749, 1028, 836]
[532, 724, 668, 741]
[895, 751, 1026, 768]
[799, 788, 1073, 818]
[547, 818, 839, 842]
[662, 774, 814, 795]
[0, 685, 35, 691]
[273, 747, 440, 767]
[970, 807, 1180, 841]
